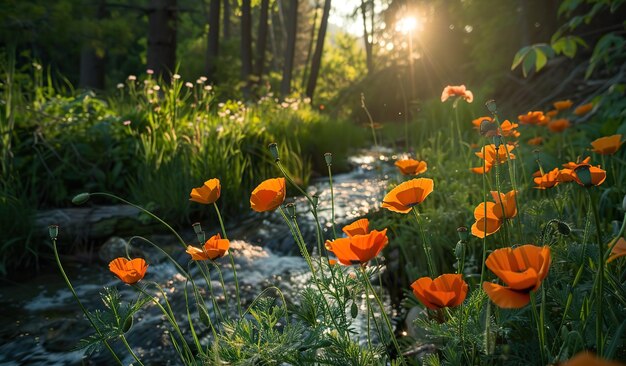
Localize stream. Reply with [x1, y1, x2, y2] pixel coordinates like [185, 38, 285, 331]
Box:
[0, 149, 401, 366]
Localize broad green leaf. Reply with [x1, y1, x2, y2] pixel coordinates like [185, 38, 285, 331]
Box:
[522, 49, 537, 77]
[535, 49, 548, 72]
[511, 46, 531, 70]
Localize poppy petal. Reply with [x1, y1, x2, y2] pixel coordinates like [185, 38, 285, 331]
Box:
[483, 282, 530, 308]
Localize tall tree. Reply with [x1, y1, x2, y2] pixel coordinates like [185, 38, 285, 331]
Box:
[222, 0, 231, 40]
[79, 0, 107, 89]
[206, 0, 221, 81]
[254, 0, 270, 79]
[304, 0, 331, 101]
[147, 0, 177, 82]
[301, 0, 320, 88]
[280, 0, 298, 96]
[240, 0, 253, 97]
[360, 0, 374, 73]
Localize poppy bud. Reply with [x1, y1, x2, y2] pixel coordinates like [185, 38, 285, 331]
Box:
[611, 220, 620, 236]
[122, 315, 133, 333]
[573, 165, 592, 187]
[311, 195, 319, 208]
[556, 220, 571, 236]
[48, 224, 59, 240]
[285, 203, 296, 218]
[268, 143, 280, 162]
[455, 241, 466, 259]
[456, 226, 469, 242]
[192, 223, 205, 244]
[350, 302, 358, 318]
[324, 152, 333, 166]
[492, 136, 502, 149]
[485, 99, 497, 114]
[199, 305, 212, 327]
[72, 193, 90, 205]
[192, 222, 203, 234]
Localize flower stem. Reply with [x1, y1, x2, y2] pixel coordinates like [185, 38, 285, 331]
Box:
[530, 292, 547, 365]
[480, 154, 488, 285]
[51, 237, 124, 365]
[412, 208, 436, 277]
[213, 203, 242, 317]
[359, 266, 407, 366]
[327, 164, 338, 239]
[588, 190, 605, 356]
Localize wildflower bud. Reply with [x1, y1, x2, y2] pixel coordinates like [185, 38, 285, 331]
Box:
[122, 316, 133, 333]
[71, 193, 90, 205]
[268, 143, 280, 162]
[454, 241, 466, 259]
[324, 152, 333, 166]
[48, 224, 59, 240]
[492, 135, 502, 149]
[480, 119, 497, 137]
[311, 195, 319, 208]
[456, 226, 469, 242]
[350, 302, 358, 318]
[192, 222, 203, 234]
[285, 203, 296, 218]
[555, 220, 571, 236]
[574, 165, 592, 187]
[198, 305, 212, 327]
[611, 220, 620, 236]
[485, 99, 497, 114]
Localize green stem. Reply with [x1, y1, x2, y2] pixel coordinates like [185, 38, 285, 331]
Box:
[327, 164, 338, 239]
[51, 238, 123, 365]
[480, 154, 488, 285]
[530, 292, 547, 365]
[412, 208, 436, 277]
[213, 203, 242, 317]
[588, 190, 605, 356]
[360, 266, 407, 366]
[119, 332, 145, 366]
[91, 192, 187, 249]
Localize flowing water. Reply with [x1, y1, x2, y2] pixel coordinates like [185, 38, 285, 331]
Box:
[0, 149, 401, 366]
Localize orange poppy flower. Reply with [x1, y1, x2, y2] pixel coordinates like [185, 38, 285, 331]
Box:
[572, 164, 607, 187]
[190, 178, 221, 204]
[411, 274, 468, 310]
[574, 103, 593, 116]
[553, 99, 573, 111]
[472, 116, 492, 130]
[527, 136, 543, 146]
[561, 351, 625, 366]
[342, 218, 370, 237]
[471, 190, 517, 238]
[534, 168, 559, 189]
[483, 245, 551, 308]
[186, 233, 230, 261]
[607, 237, 626, 263]
[250, 177, 286, 212]
[109, 258, 148, 284]
[518, 111, 549, 125]
[381, 178, 434, 214]
[325, 229, 389, 265]
[470, 144, 516, 174]
[546, 109, 559, 118]
[500, 120, 520, 138]
[557, 157, 591, 183]
[548, 118, 571, 133]
[394, 159, 428, 176]
[441, 85, 473, 103]
[590, 134, 623, 155]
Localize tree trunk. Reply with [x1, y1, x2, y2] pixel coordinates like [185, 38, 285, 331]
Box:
[301, 0, 320, 88]
[223, 0, 231, 40]
[206, 0, 221, 81]
[304, 0, 330, 101]
[147, 0, 177, 82]
[79, 0, 106, 90]
[254, 0, 270, 79]
[280, 0, 298, 96]
[241, 0, 253, 98]
[360, 0, 373, 73]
